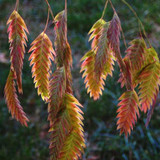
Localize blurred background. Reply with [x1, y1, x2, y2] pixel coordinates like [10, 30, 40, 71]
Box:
[0, 0, 160, 159]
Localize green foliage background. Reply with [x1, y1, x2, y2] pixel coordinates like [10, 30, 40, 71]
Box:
[0, 0, 160, 159]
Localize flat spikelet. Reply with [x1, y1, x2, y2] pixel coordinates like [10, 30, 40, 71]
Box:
[49, 103, 69, 160]
[81, 51, 101, 100]
[94, 22, 115, 80]
[118, 39, 157, 89]
[7, 10, 29, 93]
[81, 19, 115, 100]
[146, 47, 159, 63]
[63, 41, 72, 93]
[54, 11, 66, 37]
[54, 11, 73, 93]
[117, 42, 160, 126]
[138, 62, 160, 113]
[117, 90, 140, 137]
[49, 11, 85, 159]
[4, 69, 29, 126]
[88, 19, 106, 49]
[54, 11, 72, 68]
[29, 32, 55, 101]
[59, 93, 85, 160]
[48, 67, 66, 129]
[49, 93, 85, 160]
[48, 67, 66, 159]
[125, 39, 147, 71]
[107, 12, 121, 54]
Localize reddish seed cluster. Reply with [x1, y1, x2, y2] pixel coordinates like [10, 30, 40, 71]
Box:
[81, 11, 160, 137]
[29, 32, 56, 101]
[7, 10, 29, 94]
[5, 7, 85, 160]
[4, 1, 160, 160]
[5, 10, 29, 126]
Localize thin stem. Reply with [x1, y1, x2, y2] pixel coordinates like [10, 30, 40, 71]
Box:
[108, 0, 116, 12]
[121, 28, 127, 49]
[101, 0, 109, 19]
[44, 0, 55, 21]
[15, 0, 19, 11]
[65, 0, 68, 39]
[121, 0, 142, 34]
[65, 0, 67, 20]
[44, 9, 50, 33]
[121, 0, 151, 47]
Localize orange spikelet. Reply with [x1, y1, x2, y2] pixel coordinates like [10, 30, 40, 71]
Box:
[51, 93, 85, 160]
[54, 11, 73, 93]
[49, 11, 85, 159]
[118, 57, 134, 89]
[88, 19, 106, 49]
[54, 11, 72, 68]
[48, 67, 66, 129]
[138, 62, 160, 113]
[117, 90, 140, 137]
[49, 92, 85, 160]
[48, 67, 66, 159]
[7, 10, 29, 94]
[94, 22, 115, 80]
[81, 51, 101, 100]
[29, 32, 55, 101]
[125, 39, 147, 71]
[107, 12, 121, 54]
[4, 69, 29, 126]
[81, 19, 115, 100]
[119, 40, 159, 89]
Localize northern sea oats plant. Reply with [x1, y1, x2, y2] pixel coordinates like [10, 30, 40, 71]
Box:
[4, 0, 160, 159]
[81, 0, 160, 137]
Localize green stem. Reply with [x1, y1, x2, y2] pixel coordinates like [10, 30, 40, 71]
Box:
[120, 0, 151, 47]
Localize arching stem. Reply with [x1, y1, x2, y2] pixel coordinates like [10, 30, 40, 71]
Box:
[44, 0, 55, 21]
[108, 0, 116, 12]
[120, 0, 151, 47]
[101, 0, 109, 19]
[65, 0, 68, 40]
[15, 0, 19, 11]
[44, 9, 50, 33]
